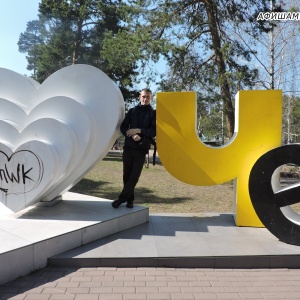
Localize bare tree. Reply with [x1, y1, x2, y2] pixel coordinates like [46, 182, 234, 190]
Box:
[232, 0, 300, 143]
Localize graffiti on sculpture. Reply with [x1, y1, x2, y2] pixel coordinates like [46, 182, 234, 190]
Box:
[0, 65, 125, 212]
[0, 150, 43, 194]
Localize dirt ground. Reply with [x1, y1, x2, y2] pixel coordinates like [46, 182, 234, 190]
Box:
[71, 152, 235, 214]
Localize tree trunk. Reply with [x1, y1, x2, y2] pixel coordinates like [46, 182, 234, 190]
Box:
[72, 20, 83, 64]
[204, 1, 235, 138]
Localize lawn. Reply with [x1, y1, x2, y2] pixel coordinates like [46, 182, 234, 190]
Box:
[70, 152, 234, 213]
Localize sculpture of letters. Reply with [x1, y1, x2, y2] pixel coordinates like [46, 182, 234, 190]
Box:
[0, 65, 125, 212]
[156, 91, 282, 227]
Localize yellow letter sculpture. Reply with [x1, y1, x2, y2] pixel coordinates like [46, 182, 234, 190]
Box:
[157, 90, 282, 227]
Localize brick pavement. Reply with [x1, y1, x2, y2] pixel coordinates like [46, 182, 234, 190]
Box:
[1, 267, 300, 299]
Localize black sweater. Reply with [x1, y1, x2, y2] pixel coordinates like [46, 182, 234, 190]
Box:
[120, 103, 156, 151]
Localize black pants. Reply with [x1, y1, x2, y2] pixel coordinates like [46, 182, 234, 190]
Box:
[118, 147, 147, 203]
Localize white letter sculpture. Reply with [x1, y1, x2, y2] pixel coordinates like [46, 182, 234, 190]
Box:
[0, 65, 125, 212]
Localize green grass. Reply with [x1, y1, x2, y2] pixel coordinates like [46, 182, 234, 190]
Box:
[70, 153, 234, 213]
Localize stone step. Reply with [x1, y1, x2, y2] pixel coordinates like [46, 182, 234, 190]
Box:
[48, 212, 300, 269]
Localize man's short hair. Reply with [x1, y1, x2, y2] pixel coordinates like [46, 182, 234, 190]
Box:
[141, 88, 152, 94]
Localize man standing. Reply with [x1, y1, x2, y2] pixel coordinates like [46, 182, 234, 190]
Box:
[112, 88, 156, 208]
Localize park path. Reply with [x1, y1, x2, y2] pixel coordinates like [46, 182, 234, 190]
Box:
[2, 266, 300, 299]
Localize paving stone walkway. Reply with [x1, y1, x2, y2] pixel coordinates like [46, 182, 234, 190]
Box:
[2, 267, 300, 299]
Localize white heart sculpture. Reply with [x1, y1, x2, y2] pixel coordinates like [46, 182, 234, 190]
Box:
[0, 65, 125, 212]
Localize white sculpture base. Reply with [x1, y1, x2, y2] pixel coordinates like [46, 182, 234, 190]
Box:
[0, 192, 149, 285]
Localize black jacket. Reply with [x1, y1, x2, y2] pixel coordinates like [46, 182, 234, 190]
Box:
[120, 103, 156, 151]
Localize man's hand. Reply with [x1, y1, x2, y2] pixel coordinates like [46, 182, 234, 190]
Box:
[126, 128, 141, 137]
[132, 134, 141, 141]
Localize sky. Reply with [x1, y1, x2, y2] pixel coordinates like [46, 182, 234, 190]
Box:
[0, 0, 40, 76]
[0, 0, 161, 92]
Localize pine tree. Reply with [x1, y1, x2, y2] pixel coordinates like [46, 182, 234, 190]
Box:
[131, 0, 270, 138]
[18, 20, 46, 77]
[18, 0, 141, 101]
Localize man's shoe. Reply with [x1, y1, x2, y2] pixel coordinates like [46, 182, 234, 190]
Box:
[126, 201, 134, 208]
[112, 200, 123, 208]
